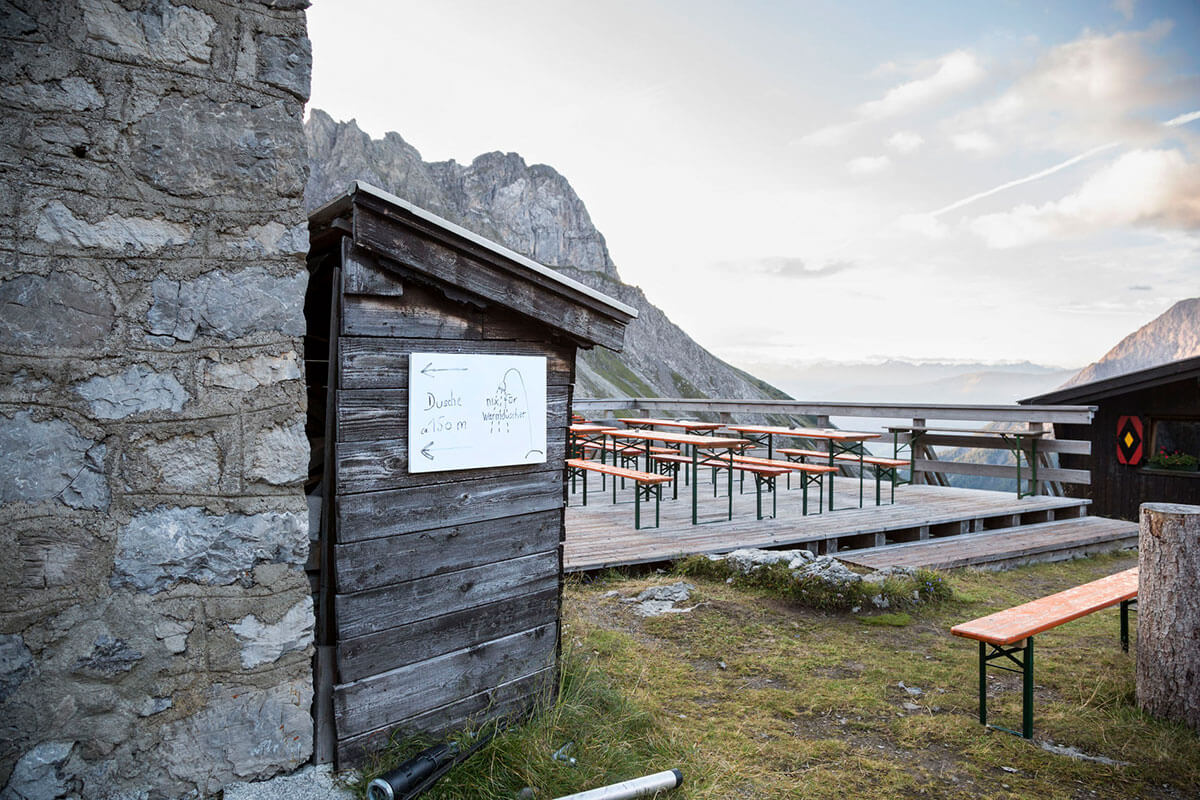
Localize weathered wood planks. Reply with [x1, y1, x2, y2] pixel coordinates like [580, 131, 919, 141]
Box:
[336, 587, 559, 683]
[334, 509, 560, 591]
[333, 623, 558, 738]
[308, 184, 635, 768]
[338, 389, 569, 443]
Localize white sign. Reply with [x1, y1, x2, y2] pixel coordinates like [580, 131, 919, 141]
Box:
[408, 352, 548, 473]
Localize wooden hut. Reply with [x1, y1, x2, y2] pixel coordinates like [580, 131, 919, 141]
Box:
[1021, 355, 1200, 521]
[304, 182, 635, 765]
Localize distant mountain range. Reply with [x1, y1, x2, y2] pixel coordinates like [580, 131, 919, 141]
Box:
[743, 359, 1078, 406]
[305, 111, 799, 422]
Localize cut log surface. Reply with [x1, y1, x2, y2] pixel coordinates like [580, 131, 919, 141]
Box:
[1136, 503, 1200, 732]
[951, 566, 1137, 646]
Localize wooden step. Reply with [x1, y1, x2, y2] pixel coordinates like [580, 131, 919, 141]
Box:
[837, 517, 1138, 572]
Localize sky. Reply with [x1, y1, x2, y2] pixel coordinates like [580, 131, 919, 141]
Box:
[307, 0, 1200, 371]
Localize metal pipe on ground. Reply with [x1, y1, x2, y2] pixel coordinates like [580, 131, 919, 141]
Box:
[551, 769, 683, 800]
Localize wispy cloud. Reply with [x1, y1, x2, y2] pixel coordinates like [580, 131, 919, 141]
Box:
[858, 50, 983, 120]
[847, 155, 891, 175]
[950, 130, 996, 153]
[932, 141, 1121, 217]
[1112, 0, 1136, 21]
[947, 23, 1177, 152]
[1165, 109, 1200, 127]
[968, 148, 1200, 248]
[734, 257, 855, 279]
[795, 50, 983, 146]
[886, 130, 924, 154]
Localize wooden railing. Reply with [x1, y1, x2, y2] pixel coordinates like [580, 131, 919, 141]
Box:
[572, 398, 1096, 495]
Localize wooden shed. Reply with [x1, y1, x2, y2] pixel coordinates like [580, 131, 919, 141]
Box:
[304, 182, 635, 765]
[1021, 355, 1200, 521]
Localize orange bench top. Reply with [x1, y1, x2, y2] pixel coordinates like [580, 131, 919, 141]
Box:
[730, 454, 839, 474]
[777, 447, 829, 459]
[951, 567, 1138, 646]
[566, 458, 672, 484]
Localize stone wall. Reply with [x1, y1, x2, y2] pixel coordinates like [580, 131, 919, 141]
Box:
[0, 1, 314, 797]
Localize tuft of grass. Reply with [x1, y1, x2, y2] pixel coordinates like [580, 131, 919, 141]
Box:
[675, 556, 954, 612]
[353, 642, 704, 799]
[857, 612, 913, 627]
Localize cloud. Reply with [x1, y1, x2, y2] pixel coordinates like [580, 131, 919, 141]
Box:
[968, 148, 1200, 248]
[886, 130, 924, 154]
[950, 24, 1178, 152]
[847, 155, 891, 175]
[1112, 0, 1136, 21]
[796, 121, 860, 147]
[894, 213, 951, 240]
[742, 257, 855, 279]
[1165, 109, 1200, 127]
[858, 50, 984, 120]
[1128, 284, 1152, 290]
[795, 49, 983, 146]
[932, 141, 1121, 217]
[950, 131, 996, 153]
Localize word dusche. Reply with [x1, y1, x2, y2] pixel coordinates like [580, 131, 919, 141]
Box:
[407, 352, 548, 473]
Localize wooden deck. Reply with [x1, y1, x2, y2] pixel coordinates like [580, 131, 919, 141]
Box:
[838, 517, 1138, 571]
[563, 479, 1103, 572]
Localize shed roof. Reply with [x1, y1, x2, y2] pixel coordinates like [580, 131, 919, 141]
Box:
[309, 181, 636, 350]
[1020, 355, 1200, 405]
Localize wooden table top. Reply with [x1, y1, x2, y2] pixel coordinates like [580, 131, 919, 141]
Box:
[951, 567, 1137, 646]
[570, 423, 618, 434]
[888, 425, 1047, 437]
[607, 430, 749, 449]
[620, 417, 725, 432]
[727, 424, 881, 442]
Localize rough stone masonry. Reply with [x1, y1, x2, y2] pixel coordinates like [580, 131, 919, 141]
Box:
[0, 1, 315, 797]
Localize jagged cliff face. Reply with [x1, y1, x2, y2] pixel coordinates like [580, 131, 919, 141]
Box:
[305, 110, 617, 279]
[304, 110, 792, 406]
[1062, 297, 1200, 387]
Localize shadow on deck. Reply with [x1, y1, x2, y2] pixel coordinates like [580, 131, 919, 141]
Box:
[563, 479, 1137, 572]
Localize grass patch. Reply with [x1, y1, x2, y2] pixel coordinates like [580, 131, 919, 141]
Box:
[353, 642, 704, 799]
[553, 551, 1200, 799]
[674, 555, 953, 611]
[857, 612, 913, 627]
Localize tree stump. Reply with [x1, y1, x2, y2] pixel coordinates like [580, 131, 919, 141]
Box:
[1136, 503, 1200, 731]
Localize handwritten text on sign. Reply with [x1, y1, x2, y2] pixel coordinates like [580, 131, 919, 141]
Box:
[408, 353, 548, 473]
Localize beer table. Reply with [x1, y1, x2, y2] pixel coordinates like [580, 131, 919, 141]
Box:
[606, 429, 750, 524]
[619, 417, 725, 435]
[568, 423, 617, 459]
[725, 425, 881, 510]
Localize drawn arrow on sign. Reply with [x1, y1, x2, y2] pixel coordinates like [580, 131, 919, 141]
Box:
[420, 363, 469, 378]
[420, 442, 472, 461]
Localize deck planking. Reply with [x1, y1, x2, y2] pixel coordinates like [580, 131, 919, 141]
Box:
[563, 479, 1096, 572]
[837, 517, 1138, 571]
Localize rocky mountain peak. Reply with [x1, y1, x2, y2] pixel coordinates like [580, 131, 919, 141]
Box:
[304, 111, 618, 278]
[1062, 297, 1200, 387]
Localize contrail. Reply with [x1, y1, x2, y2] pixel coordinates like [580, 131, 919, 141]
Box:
[930, 141, 1119, 217]
[928, 109, 1200, 218]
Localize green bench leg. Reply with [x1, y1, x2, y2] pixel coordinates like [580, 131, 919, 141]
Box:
[1121, 599, 1136, 652]
[979, 637, 1035, 739]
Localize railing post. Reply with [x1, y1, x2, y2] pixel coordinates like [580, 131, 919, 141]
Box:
[912, 417, 926, 485]
[1029, 421, 1046, 496]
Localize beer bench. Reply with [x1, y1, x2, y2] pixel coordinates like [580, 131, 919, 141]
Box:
[776, 448, 908, 506]
[565, 458, 672, 530]
[726, 454, 837, 516]
[950, 566, 1138, 739]
[703, 456, 791, 520]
